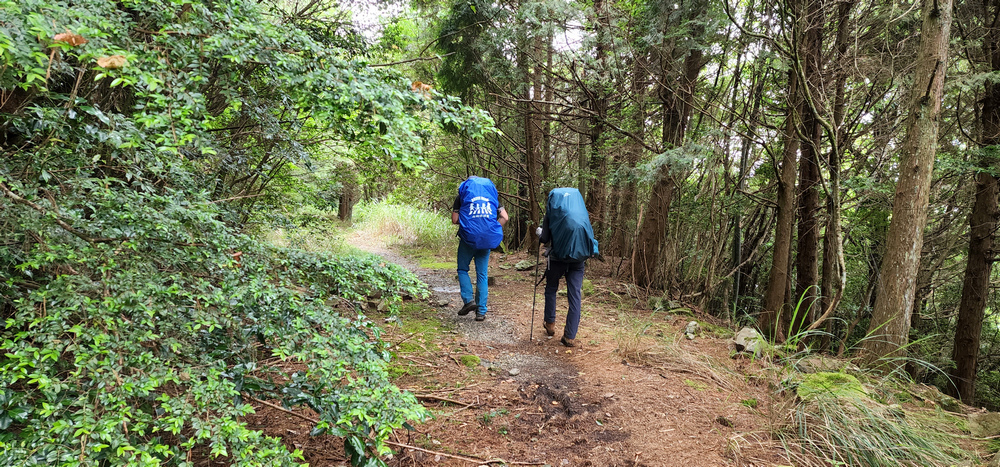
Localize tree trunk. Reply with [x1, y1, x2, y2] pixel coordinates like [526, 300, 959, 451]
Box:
[523, 31, 544, 248]
[733, 65, 766, 316]
[611, 51, 648, 257]
[950, 6, 1000, 402]
[338, 176, 358, 222]
[585, 0, 610, 239]
[633, 42, 704, 288]
[819, 0, 854, 350]
[761, 67, 800, 340]
[862, 0, 952, 367]
[792, 0, 825, 336]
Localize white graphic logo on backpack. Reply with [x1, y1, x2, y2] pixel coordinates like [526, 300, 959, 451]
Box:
[468, 196, 493, 218]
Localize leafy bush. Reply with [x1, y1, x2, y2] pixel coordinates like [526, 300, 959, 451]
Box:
[2, 233, 431, 465]
[0, 0, 490, 465]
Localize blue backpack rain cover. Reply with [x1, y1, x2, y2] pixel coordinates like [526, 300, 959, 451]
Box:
[547, 188, 599, 262]
[457, 176, 504, 250]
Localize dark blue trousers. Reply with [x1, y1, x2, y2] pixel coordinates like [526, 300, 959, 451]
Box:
[543, 259, 585, 339]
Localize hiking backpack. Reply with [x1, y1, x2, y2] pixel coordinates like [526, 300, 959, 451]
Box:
[457, 176, 504, 250]
[546, 187, 599, 262]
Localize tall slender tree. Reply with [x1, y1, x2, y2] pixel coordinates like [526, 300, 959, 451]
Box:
[633, 0, 708, 288]
[950, 0, 1000, 403]
[862, 0, 953, 366]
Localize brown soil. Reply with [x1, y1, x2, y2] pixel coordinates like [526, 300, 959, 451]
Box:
[246, 235, 788, 467]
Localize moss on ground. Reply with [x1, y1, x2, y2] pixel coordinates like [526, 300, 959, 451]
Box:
[796, 372, 867, 401]
[460, 355, 481, 368]
[387, 302, 453, 381]
[698, 320, 734, 338]
[420, 261, 454, 270]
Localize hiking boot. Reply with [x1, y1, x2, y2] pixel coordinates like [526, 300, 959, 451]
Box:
[458, 301, 478, 316]
[475, 313, 486, 321]
[543, 321, 556, 337]
[560, 336, 576, 347]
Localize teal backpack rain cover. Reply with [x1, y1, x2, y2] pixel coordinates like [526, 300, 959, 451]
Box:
[457, 176, 504, 250]
[546, 187, 599, 262]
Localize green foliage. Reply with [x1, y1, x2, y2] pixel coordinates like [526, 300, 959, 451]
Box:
[478, 407, 507, 426]
[0, 0, 495, 465]
[0, 222, 430, 465]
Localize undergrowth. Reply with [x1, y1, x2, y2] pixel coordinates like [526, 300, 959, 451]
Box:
[354, 202, 455, 255]
[780, 393, 964, 467]
[1, 230, 430, 466]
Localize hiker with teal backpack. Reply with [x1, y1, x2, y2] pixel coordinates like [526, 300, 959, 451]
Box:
[452, 176, 509, 321]
[536, 188, 599, 347]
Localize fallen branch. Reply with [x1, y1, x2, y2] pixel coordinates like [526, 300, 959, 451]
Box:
[384, 440, 544, 466]
[413, 394, 476, 407]
[1, 181, 116, 244]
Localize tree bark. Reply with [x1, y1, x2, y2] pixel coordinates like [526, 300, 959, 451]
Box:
[950, 3, 1000, 403]
[633, 35, 705, 288]
[862, 0, 952, 368]
[338, 176, 358, 222]
[792, 0, 824, 336]
[761, 67, 800, 340]
[610, 50, 648, 257]
[819, 0, 854, 350]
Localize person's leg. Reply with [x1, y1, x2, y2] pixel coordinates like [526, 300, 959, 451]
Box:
[562, 261, 586, 340]
[473, 247, 491, 315]
[543, 260, 566, 325]
[456, 240, 475, 306]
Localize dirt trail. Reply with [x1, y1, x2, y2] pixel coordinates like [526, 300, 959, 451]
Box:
[348, 235, 782, 467]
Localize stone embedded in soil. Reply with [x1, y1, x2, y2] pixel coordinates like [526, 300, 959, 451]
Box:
[508, 368, 521, 376]
[733, 327, 762, 357]
[969, 412, 1000, 438]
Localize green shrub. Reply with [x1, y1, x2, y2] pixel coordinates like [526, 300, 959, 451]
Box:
[1, 224, 430, 465]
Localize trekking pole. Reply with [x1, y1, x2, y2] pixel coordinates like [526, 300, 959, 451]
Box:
[529, 242, 542, 341]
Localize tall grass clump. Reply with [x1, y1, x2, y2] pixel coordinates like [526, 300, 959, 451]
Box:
[780, 393, 962, 467]
[355, 201, 455, 253]
[758, 322, 972, 467]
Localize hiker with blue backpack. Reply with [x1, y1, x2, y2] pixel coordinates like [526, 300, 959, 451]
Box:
[452, 176, 509, 321]
[536, 188, 599, 347]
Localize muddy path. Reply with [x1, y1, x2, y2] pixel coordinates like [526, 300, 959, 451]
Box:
[347, 235, 782, 467]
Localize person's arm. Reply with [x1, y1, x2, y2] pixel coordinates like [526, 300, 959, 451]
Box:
[452, 211, 460, 224]
[497, 207, 509, 226]
[538, 212, 550, 244]
[452, 196, 461, 224]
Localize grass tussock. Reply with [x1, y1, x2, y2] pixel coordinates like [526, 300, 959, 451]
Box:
[264, 226, 355, 254]
[779, 394, 964, 467]
[355, 201, 455, 254]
